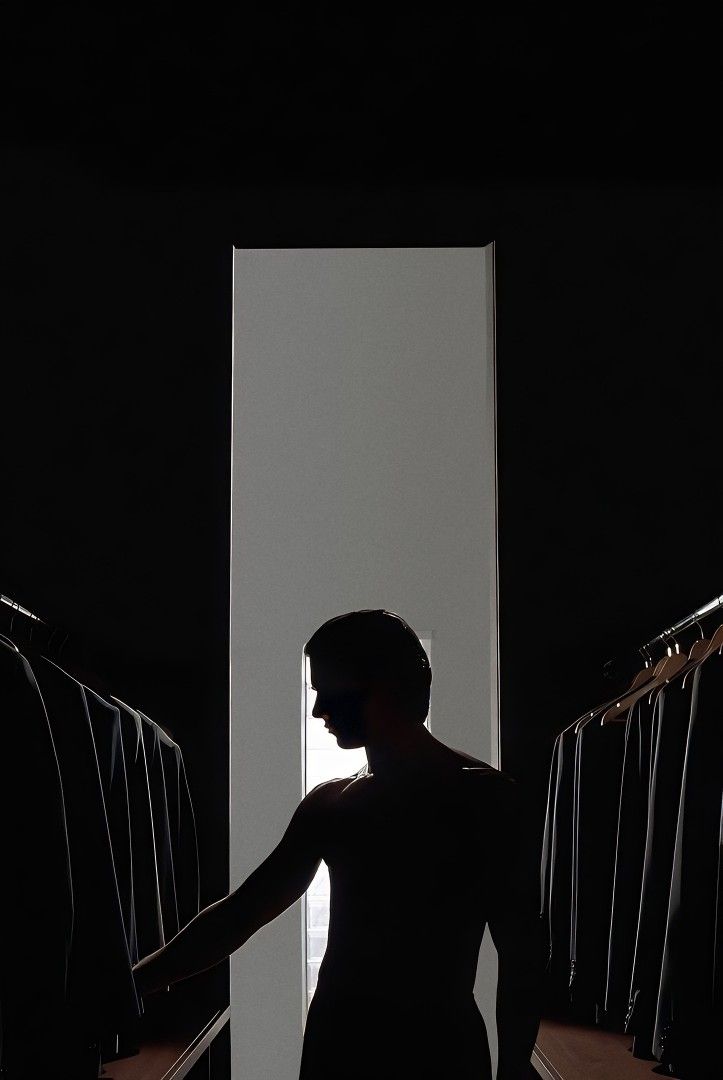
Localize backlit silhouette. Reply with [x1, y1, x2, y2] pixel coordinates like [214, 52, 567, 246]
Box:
[132, 610, 543, 1079]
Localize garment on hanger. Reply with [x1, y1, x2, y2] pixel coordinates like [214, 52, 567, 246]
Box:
[713, 791, 723, 1026]
[654, 650, 723, 1079]
[138, 712, 200, 930]
[0, 609, 204, 1077]
[541, 723, 579, 1009]
[569, 711, 626, 1021]
[539, 733, 557, 925]
[27, 656, 140, 1076]
[625, 674, 692, 1059]
[540, 611, 723, 1080]
[85, 690, 136, 963]
[0, 643, 74, 1080]
[132, 710, 201, 934]
[110, 697, 165, 961]
[602, 692, 656, 1029]
[84, 689, 141, 1062]
[139, 713, 180, 942]
[176, 742, 201, 926]
[156, 724, 200, 931]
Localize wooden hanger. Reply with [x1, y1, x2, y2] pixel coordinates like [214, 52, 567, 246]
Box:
[644, 627, 712, 706]
[625, 646, 658, 691]
[685, 618, 711, 663]
[583, 649, 658, 732]
[600, 644, 688, 724]
[680, 621, 723, 689]
[690, 620, 723, 662]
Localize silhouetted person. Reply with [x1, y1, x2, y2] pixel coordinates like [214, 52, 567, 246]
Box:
[133, 610, 543, 1078]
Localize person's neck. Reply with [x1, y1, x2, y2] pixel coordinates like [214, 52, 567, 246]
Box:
[364, 721, 446, 780]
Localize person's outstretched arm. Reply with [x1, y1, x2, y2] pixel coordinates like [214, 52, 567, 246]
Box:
[132, 780, 335, 996]
[487, 779, 545, 1080]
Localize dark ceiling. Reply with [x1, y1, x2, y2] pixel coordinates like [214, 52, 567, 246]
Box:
[2, 11, 721, 824]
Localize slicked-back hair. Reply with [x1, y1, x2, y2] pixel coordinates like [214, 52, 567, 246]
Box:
[304, 609, 432, 723]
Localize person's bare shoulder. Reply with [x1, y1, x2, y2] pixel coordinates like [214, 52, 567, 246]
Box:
[443, 747, 506, 777]
[439, 743, 489, 768]
[302, 774, 359, 814]
[457, 760, 521, 821]
[305, 777, 349, 805]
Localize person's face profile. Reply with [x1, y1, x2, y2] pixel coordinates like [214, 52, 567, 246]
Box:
[308, 656, 370, 749]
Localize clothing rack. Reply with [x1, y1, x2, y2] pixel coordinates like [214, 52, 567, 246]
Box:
[0, 591, 69, 655]
[541, 589, 723, 1080]
[639, 591, 723, 661]
[603, 591, 723, 684]
[0, 591, 213, 1078]
[0, 592, 47, 623]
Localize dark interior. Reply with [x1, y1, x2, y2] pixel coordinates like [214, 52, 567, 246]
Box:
[2, 16, 721, 1074]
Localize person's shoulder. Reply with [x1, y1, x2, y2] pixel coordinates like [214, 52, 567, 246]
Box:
[301, 776, 355, 812]
[305, 777, 348, 800]
[463, 763, 527, 819]
[462, 760, 516, 787]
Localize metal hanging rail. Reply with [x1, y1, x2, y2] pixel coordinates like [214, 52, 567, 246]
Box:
[641, 591, 723, 660]
[0, 593, 47, 623]
[0, 592, 70, 655]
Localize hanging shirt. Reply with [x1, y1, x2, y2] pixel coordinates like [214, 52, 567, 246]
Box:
[0, 641, 74, 1079]
[602, 692, 656, 1028]
[654, 650, 723, 1079]
[625, 673, 692, 1059]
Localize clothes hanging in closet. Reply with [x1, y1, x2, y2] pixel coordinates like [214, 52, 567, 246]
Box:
[140, 712, 180, 942]
[540, 722, 578, 1010]
[0, 642, 201, 1080]
[625, 673, 691, 1060]
[0, 641, 74, 1080]
[111, 696, 166, 961]
[29, 655, 142, 1074]
[85, 690, 137, 968]
[603, 692, 656, 1029]
[137, 710, 200, 935]
[569, 709, 626, 1021]
[653, 650, 723, 1079]
[541, 645, 723, 1080]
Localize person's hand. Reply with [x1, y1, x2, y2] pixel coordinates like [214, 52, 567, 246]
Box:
[132, 951, 167, 996]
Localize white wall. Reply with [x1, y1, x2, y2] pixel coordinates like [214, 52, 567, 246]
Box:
[230, 246, 499, 1079]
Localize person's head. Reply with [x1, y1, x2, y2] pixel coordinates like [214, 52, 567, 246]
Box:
[304, 609, 432, 749]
